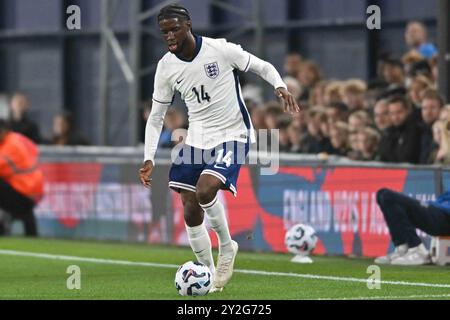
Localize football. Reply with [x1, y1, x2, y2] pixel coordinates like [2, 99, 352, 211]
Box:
[174, 261, 213, 296]
[285, 224, 318, 256]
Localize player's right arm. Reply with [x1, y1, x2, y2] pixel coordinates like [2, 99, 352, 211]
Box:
[140, 60, 174, 188]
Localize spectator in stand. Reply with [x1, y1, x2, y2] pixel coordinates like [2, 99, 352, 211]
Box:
[296, 60, 322, 102]
[302, 107, 333, 154]
[326, 102, 348, 126]
[381, 58, 407, 96]
[283, 52, 303, 78]
[49, 111, 90, 146]
[287, 122, 306, 153]
[347, 131, 362, 161]
[323, 81, 343, 105]
[0, 119, 43, 236]
[329, 122, 350, 156]
[404, 21, 438, 59]
[277, 115, 293, 153]
[357, 127, 380, 161]
[408, 75, 433, 108]
[250, 107, 267, 131]
[340, 79, 367, 112]
[378, 95, 422, 164]
[373, 99, 392, 132]
[348, 110, 372, 133]
[402, 49, 424, 77]
[439, 104, 450, 122]
[264, 102, 284, 130]
[8, 93, 41, 144]
[309, 80, 328, 107]
[429, 120, 449, 164]
[419, 89, 444, 164]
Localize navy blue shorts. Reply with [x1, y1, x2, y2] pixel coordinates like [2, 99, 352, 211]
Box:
[169, 141, 249, 197]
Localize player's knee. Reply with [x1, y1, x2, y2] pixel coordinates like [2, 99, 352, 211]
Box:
[196, 184, 216, 206]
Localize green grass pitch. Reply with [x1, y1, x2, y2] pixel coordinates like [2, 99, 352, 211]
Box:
[0, 237, 449, 300]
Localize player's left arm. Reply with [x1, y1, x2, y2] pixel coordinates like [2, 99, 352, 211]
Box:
[247, 54, 300, 114]
[224, 40, 300, 113]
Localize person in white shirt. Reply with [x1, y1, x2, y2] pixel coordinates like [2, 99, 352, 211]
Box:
[139, 4, 300, 292]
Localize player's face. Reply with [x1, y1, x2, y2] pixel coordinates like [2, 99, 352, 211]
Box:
[159, 18, 191, 54]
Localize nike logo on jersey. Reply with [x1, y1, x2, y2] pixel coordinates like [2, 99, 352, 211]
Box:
[176, 79, 183, 84]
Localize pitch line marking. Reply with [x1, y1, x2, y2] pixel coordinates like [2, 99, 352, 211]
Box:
[1, 249, 450, 289]
[318, 294, 450, 300]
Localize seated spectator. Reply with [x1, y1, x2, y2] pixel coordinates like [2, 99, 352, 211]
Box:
[348, 110, 372, 133]
[0, 119, 43, 236]
[408, 75, 433, 108]
[309, 80, 328, 107]
[287, 122, 306, 153]
[347, 131, 362, 160]
[378, 95, 422, 164]
[290, 109, 307, 133]
[373, 99, 391, 132]
[276, 115, 293, 152]
[323, 81, 343, 105]
[49, 111, 90, 146]
[329, 122, 350, 156]
[283, 52, 303, 78]
[302, 107, 333, 154]
[264, 102, 284, 130]
[439, 104, 450, 122]
[402, 49, 424, 76]
[364, 79, 388, 110]
[340, 79, 367, 111]
[348, 110, 372, 132]
[431, 120, 450, 164]
[250, 107, 267, 131]
[296, 60, 322, 102]
[326, 102, 349, 126]
[381, 58, 406, 94]
[419, 89, 444, 164]
[374, 187, 450, 265]
[409, 59, 433, 81]
[357, 127, 380, 161]
[404, 21, 438, 59]
[8, 92, 41, 143]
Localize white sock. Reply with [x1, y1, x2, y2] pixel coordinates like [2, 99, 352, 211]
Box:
[186, 223, 215, 274]
[200, 196, 233, 253]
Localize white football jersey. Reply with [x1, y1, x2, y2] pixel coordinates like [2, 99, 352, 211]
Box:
[152, 35, 256, 150]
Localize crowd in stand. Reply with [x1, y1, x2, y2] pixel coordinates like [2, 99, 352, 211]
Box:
[143, 20, 448, 165]
[4, 21, 449, 166]
[4, 92, 90, 146]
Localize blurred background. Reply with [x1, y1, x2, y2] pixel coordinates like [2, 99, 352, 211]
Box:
[1, 0, 450, 258]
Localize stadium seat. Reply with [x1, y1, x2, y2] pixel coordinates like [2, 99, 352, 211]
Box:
[430, 236, 450, 266]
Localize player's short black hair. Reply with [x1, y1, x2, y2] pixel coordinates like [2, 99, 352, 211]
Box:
[157, 4, 191, 22]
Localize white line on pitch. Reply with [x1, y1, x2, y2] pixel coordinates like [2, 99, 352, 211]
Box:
[317, 293, 450, 300]
[1, 249, 450, 289]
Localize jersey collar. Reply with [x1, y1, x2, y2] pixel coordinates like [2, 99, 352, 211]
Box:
[175, 34, 202, 62]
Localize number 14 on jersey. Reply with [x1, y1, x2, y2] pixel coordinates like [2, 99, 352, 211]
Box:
[192, 85, 211, 103]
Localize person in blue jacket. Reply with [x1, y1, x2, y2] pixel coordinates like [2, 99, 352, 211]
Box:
[375, 188, 450, 265]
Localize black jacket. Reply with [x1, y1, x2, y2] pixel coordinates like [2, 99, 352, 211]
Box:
[9, 116, 41, 144]
[378, 114, 422, 164]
